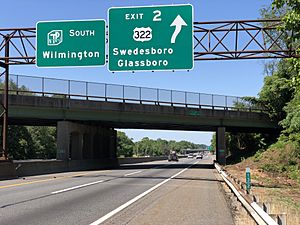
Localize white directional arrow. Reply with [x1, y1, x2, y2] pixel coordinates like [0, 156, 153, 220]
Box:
[170, 15, 187, 44]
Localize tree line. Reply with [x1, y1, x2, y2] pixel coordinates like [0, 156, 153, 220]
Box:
[1, 125, 206, 160]
[1, 125, 56, 160]
[117, 131, 207, 157]
[211, 0, 300, 180]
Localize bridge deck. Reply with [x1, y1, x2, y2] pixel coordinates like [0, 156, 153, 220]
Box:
[6, 93, 277, 132]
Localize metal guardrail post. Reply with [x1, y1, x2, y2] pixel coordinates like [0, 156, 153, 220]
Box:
[212, 94, 214, 109]
[157, 88, 159, 105]
[199, 93, 201, 108]
[185, 91, 187, 107]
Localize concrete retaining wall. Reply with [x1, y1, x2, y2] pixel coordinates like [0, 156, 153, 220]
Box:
[0, 162, 17, 179]
[0, 159, 118, 179]
[118, 156, 167, 164]
[0, 156, 170, 179]
[14, 159, 119, 177]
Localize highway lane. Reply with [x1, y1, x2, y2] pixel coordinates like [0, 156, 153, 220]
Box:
[0, 158, 202, 225]
[102, 155, 234, 225]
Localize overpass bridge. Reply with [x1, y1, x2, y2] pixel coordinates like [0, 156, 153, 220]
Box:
[181, 149, 210, 155]
[2, 74, 277, 164]
[0, 19, 298, 163]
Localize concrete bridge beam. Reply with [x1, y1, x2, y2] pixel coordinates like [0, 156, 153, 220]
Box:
[57, 121, 117, 160]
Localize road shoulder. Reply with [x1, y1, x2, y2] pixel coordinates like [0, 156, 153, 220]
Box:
[102, 162, 235, 225]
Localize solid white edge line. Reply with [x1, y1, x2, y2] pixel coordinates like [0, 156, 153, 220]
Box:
[51, 180, 104, 194]
[89, 161, 198, 225]
[124, 170, 142, 177]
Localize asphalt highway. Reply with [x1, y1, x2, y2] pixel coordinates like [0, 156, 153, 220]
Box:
[0, 156, 234, 225]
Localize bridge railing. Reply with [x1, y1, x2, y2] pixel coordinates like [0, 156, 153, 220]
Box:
[1, 74, 265, 112]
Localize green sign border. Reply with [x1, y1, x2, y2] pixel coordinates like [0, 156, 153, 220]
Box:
[107, 4, 194, 72]
[36, 19, 107, 68]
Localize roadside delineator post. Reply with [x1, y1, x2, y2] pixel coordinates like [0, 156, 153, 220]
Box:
[246, 167, 251, 194]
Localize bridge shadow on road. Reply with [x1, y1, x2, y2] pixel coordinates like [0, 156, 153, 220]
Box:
[74, 173, 222, 185]
[119, 163, 214, 170]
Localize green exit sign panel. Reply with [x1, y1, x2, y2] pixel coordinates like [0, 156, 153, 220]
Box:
[108, 4, 193, 72]
[36, 20, 106, 67]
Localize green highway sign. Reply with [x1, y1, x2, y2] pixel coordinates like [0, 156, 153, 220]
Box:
[189, 110, 200, 116]
[36, 20, 106, 67]
[108, 4, 193, 72]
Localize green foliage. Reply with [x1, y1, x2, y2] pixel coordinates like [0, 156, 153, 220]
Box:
[117, 132, 206, 157]
[211, 131, 270, 163]
[253, 149, 264, 162]
[28, 126, 57, 159]
[273, 0, 300, 40]
[0, 125, 57, 160]
[117, 131, 135, 157]
[6, 125, 37, 160]
[0, 78, 57, 160]
[135, 137, 203, 156]
[210, 133, 216, 154]
[0, 79, 30, 94]
[258, 142, 300, 183]
[261, 163, 281, 172]
[289, 166, 300, 183]
[259, 60, 295, 122]
[135, 137, 168, 156]
[228, 1, 300, 174]
[226, 133, 269, 164]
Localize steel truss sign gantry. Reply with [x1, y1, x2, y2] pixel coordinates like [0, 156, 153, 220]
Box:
[0, 19, 299, 66]
[193, 19, 298, 60]
[0, 19, 299, 159]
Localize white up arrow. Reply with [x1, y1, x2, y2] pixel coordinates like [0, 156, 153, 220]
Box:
[170, 15, 187, 44]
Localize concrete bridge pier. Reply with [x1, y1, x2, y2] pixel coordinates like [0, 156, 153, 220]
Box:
[56, 121, 117, 160]
[216, 127, 226, 165]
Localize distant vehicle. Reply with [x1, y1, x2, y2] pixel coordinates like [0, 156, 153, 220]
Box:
[196, 154, 203, 159]
[187, 153, 194, 159]
[168, 151, 179, 162]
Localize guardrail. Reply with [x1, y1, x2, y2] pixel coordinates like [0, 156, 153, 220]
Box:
[215, 163, 278, 225]
[0, 74, 265, 112]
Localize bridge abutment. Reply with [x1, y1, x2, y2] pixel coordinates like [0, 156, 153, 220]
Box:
[216, 127, 226, 165]
[57, 121, 117, 160]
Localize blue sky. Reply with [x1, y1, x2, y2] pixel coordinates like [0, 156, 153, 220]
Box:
[1, 0, 272, 145]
